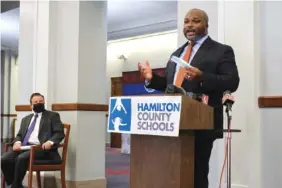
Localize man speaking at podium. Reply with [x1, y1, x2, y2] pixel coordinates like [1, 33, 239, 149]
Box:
[138, 8, 239, 188]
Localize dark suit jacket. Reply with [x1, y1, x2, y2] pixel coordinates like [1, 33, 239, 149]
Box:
[147, 36, 240, 138]
[14, 110, 65, 146]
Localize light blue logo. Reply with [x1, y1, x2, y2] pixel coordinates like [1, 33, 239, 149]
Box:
[108, 98, 131, 132]
[143, 85, 156, 93]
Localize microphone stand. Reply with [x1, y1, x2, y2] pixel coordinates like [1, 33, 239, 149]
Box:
[221, 100, 241, 188]
[225, 107, 232, 188]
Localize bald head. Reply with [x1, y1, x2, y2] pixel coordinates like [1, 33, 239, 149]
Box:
[187, 9, 209, 27]
[183, 8, 209, 41]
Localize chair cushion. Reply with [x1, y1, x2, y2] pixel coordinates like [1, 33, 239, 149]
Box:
[33, 151, 62, 165]
[34, 159, 62, 165]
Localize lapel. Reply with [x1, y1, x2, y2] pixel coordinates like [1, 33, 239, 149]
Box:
[176, 42, 188, 58]
[38, 111, 46, 133]
[190, 36, 214, 67]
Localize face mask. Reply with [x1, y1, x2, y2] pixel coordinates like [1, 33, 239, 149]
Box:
[33, 103, 45, 113]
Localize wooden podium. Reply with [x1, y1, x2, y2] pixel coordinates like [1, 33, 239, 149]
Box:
[130, 95, 214, 188]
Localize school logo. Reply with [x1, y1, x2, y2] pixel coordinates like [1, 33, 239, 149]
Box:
[143, 85, 156, 93]
[108, 98, 131, 132]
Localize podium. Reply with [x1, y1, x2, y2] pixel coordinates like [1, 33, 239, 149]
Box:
[130, 95, 214, 188]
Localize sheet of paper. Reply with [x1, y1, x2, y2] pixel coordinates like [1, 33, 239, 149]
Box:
[170, 56, 193, 68]
[20, 145, 36, 150]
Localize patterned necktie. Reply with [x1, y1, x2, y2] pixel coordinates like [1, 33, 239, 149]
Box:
[22, 114, 39, 146]
[174, 41, 195, 87]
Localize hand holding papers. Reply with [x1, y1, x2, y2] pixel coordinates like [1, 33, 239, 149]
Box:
[170, 56, 194, 68]
[170, 56, 192, 87]
[170, 56, 203, 82]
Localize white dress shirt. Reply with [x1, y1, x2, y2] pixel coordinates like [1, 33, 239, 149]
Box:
[27, 112, 42, 145]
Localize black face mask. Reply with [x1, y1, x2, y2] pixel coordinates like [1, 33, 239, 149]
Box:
[33, 103, 45, 113]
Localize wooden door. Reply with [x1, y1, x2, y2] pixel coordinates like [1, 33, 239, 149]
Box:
[110, 77, 122, 148]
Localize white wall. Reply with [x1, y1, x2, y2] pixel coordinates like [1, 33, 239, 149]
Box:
[9, 30, 178, 98]
[107, 30, 177, 77]
[259, 1, 282, 96]
[1, 51, 18, 139]
[10, 55, 18, 114]
[258, 2, 282, 188]
[224, 2, 260, 188]
[106, 30, 177, 101]
[3, 52, 11, 139]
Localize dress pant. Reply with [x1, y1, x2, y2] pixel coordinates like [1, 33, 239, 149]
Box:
[194, 136, 216, 188]
[1, 149, 57, 188]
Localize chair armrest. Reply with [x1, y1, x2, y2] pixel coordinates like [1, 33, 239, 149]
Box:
[30, 145, 42, 151]
[30, 144, 64, 152]
[55, 144, 64, 148]
[28, 144, 63, 168]
[29, 145, 43, 167]
[48, 144, 64, 150]
[4, 143, 13, 152]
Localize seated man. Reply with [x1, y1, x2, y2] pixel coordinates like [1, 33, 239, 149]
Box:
[1, 93, 65, 188]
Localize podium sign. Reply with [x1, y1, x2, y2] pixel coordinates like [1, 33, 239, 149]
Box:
[107, 96, 182, 137]
[107, 95, 214, 188]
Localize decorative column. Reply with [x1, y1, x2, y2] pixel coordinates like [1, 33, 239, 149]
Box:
[17, 1, 108, 187]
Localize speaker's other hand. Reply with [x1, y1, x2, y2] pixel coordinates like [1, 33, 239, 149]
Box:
[138, 60, 153, 81]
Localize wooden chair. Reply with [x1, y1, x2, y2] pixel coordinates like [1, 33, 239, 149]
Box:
[2, 124, 70, 188]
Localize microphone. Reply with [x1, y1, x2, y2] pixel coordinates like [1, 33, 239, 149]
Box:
[165, 60, 187, 95]
[174, 86, 187, 95]
[222, 90, 235, 119]
[165, 84, 175, 94]
[187, 92, 207, 103]
[166, 60, 176, 86]
[165, 84, 186, 95]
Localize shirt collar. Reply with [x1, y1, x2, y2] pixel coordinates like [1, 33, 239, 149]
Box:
[33, 111, 43, 116]
[189, 34, 209, 45]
